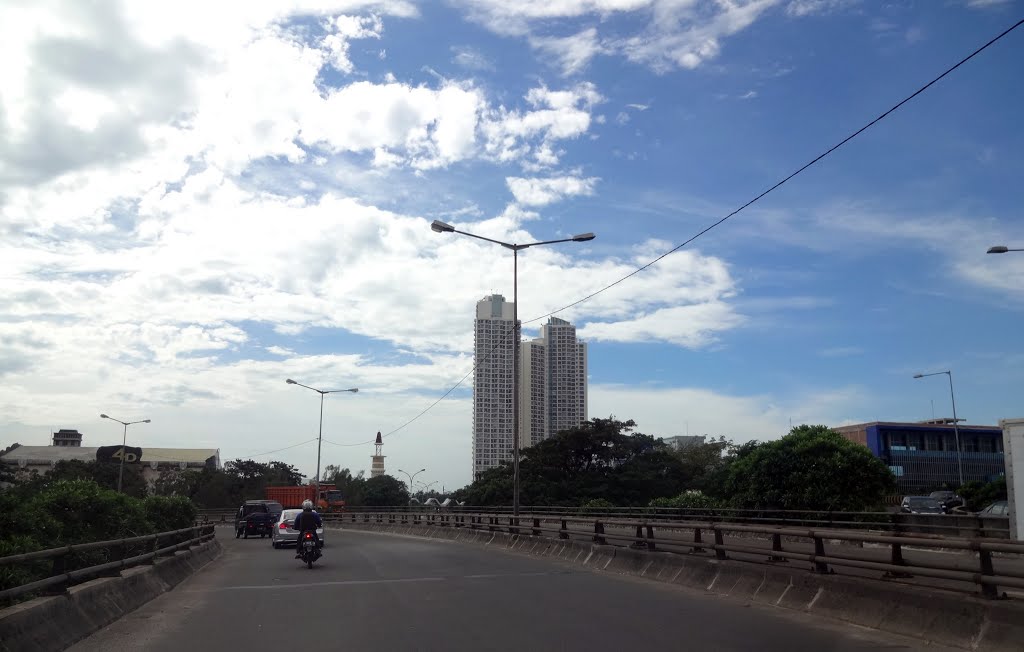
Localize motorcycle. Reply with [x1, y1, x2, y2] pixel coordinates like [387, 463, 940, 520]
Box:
[299, 531, 321, 569]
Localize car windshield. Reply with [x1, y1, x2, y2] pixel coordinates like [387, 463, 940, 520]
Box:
[929, 492, 953, 499]
[908, 497, 941, 507]
[325, 490, 343, 501]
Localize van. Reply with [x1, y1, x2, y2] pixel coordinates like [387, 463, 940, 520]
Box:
[234, 500, 284, 537]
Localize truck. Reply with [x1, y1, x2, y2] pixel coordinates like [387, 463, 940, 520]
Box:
[265, 485, 346, 512]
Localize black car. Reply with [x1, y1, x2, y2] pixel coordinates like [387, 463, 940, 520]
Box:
[900, 496, 945, 515]
[928, 491, 963, 513]
[234, 500, 283, 538]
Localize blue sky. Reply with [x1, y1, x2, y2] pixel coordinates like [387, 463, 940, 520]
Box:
[1, 0, 1022, 490]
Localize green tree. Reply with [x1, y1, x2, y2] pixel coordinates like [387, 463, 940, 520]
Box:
[460, 418, 688, 507]
[361, 475, 410, 506]
[724, 424, 896, 511]
[958, 477, 1007, 512]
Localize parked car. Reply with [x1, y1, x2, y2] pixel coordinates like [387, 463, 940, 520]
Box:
[928, 491, 964, 513]
[977, 500, 1009, 517]
[271, 508, 326, 549]
[900, 496, 945, 515]
[234, 500, 284, 537]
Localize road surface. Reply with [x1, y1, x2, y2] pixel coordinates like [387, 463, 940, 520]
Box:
[71, 528, 959, 651]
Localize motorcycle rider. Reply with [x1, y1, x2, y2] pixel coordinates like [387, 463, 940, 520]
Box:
[293, 499, 323, 558]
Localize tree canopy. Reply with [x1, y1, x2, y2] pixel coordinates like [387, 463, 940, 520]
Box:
[721, 424, 896, 511]
[458, 418, 689, 507]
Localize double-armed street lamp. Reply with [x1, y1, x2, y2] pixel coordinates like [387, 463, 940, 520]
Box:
[398, 467, 426, 491]
[913, 371, 964, 487]
[99, 413, 150, 493]
[430, 220, 595, 518]
[286, 379, 358, 498]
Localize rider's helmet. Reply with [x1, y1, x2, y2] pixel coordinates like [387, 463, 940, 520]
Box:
[301, 499, 314, 511]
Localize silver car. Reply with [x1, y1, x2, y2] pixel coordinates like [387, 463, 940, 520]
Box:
[271, 508, 326, 549]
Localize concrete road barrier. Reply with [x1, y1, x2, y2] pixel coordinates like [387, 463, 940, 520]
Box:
[0, 539, 221, 652]
[329, 519, 1024, 651]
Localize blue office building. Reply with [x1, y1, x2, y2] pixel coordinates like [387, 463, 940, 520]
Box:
[834, 420, 1004, 494]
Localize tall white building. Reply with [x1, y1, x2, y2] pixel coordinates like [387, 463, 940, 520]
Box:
[473, 294, 517, 478]
[521, 317, 588, 446]
[472, 294, 589, 479]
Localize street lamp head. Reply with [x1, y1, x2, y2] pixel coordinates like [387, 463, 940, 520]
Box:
[431, 220, 455, 233]
[142, 419, 151, 423]
[419, 468, 426, 472]
[913, 374, 924, 379]
[100, 414, 109, 419]
[286, 379, 297, 384]
[571, 232, 596, 242]
[348, 388, 359, 393]
[987, 246, 1009, 254]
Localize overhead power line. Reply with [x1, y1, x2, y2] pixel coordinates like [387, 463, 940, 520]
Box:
[300, 16, 1024, 450]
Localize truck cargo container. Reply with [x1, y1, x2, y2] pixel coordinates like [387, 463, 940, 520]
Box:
[265, 485, 345, 511]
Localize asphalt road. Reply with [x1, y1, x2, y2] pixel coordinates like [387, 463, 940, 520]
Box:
[70, 529, 960, 652]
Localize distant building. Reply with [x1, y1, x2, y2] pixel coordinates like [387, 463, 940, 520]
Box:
[0, 432, 220, 486]
[833, 421, 1004, 494]
[663, 435, 707, 451]
[472, 294, 590, 479]
[52, 429, 83, 447]
[520, 317, 588, 447]
[473, 294, 517, 478]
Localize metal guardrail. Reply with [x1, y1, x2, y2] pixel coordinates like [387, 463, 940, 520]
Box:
[199, 505, 1009, 538]
[329, 511, 1024, 599]
[0, 524, 216, 602]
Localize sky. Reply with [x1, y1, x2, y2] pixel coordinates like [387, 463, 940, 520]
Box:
[1, 0, 1022, 492]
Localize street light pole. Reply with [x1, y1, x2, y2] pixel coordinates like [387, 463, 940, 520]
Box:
[913, 371, 964, 486]
[286, 379, 358, 501]
[397, 467, 426, 492]
[431, 220, 594, 518]
[99, 414, 151, 493]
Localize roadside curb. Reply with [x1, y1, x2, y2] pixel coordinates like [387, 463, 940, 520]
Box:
[0, 538, 222, 652]
[328, 521, 1024, 651]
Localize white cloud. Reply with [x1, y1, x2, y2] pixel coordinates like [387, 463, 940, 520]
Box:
[739, 90, 758, 100]
[453, 0, 783, 74]
[530, 27, 606, 76]
[322, 14, 384, 74]
[505, 175, 598, 206]
[785, 0, 859, 17]
[590, 383, 870, 442]
[451, 45, 496, 71]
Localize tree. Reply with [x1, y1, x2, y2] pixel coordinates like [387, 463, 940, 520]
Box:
[724, 424, 896, 512]
[460, 418, 689, 507]
[649, 490, 723, 510]
[321, 465, 367, 506]
[958, 477, 1007, 512]
[361, 475, 409, 506]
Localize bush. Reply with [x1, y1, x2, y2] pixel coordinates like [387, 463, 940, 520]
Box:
[579, 498, 616, 511]
[649, 490, 723, 510]
[958, 477, 1007, 512]
[143, 495, 198, 531]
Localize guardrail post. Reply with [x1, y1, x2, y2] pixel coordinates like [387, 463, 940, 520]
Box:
[632, 524, 645, 549]
[979, 548, 999, 599]
[532, 518, 541, 536]
[692, 527, 705, 554]
[560, 519, 569, 540]
[645, 524, 656, 551]
[767, 532, 787, 562]
[713, 527, 727, 560]
[593, 521, 606, 545]
[811, 534, 829, 574]
[150, 533, 160, 564]
[882, 542, 913, 578]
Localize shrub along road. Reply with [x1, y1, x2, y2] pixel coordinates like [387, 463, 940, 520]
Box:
[69, 528, 959, 651]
